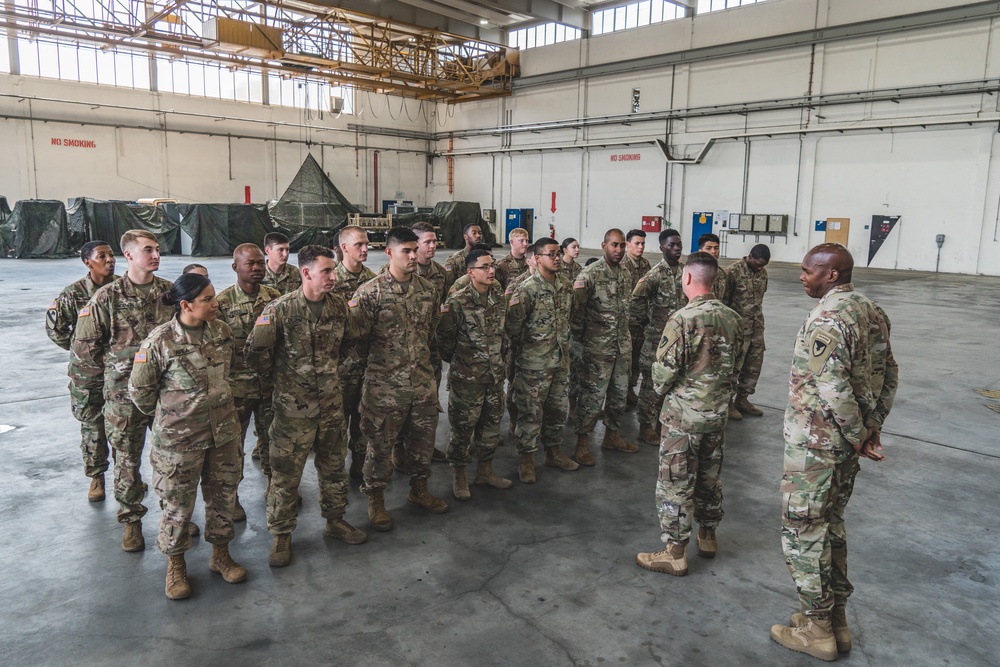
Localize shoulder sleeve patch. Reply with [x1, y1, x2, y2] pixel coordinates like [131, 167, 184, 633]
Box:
[441, 303, 450, 313]
[509, 296, 520, 306]
[807, 327, 840, 374]
[574, 279, 586, 289]
[133, 351, 147, 363]
[637, 276, 646, 285]
[348, 298, 359, 308]
[78, 306, 91, 317]
[255, 314, 271, 326]
[48, 300, 58, 310]
[445, 265, 453, 272]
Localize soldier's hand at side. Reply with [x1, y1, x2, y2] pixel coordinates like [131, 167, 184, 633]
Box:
[860, 430, 885, 462]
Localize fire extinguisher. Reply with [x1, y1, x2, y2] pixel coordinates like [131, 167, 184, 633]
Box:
[549, 223, 556, 239]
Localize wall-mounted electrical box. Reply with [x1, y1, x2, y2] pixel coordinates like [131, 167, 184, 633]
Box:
[739, 214, 753, 231]
[752, 215, 768, 232]
[768, 214, 787, 233]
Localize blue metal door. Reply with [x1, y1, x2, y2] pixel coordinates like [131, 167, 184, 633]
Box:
[691, 212, 714, 252]
[505, 209, 521, 243]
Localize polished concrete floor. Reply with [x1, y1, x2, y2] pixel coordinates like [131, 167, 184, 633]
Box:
[1, 248, 998, 666]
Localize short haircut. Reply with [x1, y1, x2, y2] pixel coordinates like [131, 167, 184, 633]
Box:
[698, 233, 720, 248]
[182, 263, 207, 274]
[533, 237, 559, 254]
[473, 243, 493, 253]
[684, 251, 719, 284]
[387, 227, 418, 247]
[463, 223, 481, 236]
[465, 249, 493, 270]
[298, 244, 334, 268]
[659, 228, 680, 244]
[411, 221, 436, 236]
[508, 228, 529, 240]
[560, 237, 577, 250]
[524, 245, 536, 259]
[585, 257, 598, 266]
[604, 228, 625, 243]
[626, 229, 646, 242]
[233, 243, 263, 259]
[264, 232, 289, 248]
[81, 240, 110, 261]
[120, 229, 156, 252]
[750, 244, 771, 261]
[339, 225, 367, 244]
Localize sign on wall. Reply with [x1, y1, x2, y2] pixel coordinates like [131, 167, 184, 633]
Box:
[51, 137, 97, 148]
[610, 153, 641, 162]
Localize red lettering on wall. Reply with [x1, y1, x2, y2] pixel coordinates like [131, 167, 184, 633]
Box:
[51, 138, 96, 148]
[610, 153, 641, 162]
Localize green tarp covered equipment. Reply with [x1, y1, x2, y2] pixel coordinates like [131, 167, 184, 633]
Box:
[268, 153, 363, 251]
[431, 201, 496, 249]
[176, 204, 275, 256]
[68, 198, 180, 255]
[0, 200, 76, 259]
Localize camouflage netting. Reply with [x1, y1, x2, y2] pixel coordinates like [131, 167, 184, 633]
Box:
[176, 204, 275, 256]
[269, 154, 362, 251]
[0, 200, 76, 259]
[68, 198, 180, 255]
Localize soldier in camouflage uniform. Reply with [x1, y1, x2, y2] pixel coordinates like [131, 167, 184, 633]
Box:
[494, 227, 530, 289]
[631, 229, 685, 445]
[262, 232, 302, 295]
[770, 244, 893, 662]
[332, 225, 377, 479]
[46, 240, 117, 501]
[636, 252, 744, 578]
[725, 244, 770, 419]
[503, 245, 535, 436]
[442, 222, 482, 293]
[505, 237, 580, 483]
[349, 227, 449, 531]
[558, 237, 582, 282]
[216, 244, 281, 520]
[412, 221, 448, 299]
[247, 245, 367, 568]
[622, 229, 652, 408]
[129, 274, 246, 600]
[557, 239, 584, 414]
[571, 229, 639, 465]
[698, 233, 731, 302]
[70, 230, 175, 553]
[437, 249, 513, 500]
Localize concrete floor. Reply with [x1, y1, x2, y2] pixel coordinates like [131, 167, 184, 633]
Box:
[1, 248, 998, 666]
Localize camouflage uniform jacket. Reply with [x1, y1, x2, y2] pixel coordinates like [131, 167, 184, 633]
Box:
[783, 284, 879, 452]
[870, 304, 899, 428]
[246, 289, 353, 419]
[652, 295, 745, 433]
[348, 272, 441, 393]
[495, 254, 528, 290]
[712, 265, 731, 303]
[571, 258, 632, 356]
[726, 258, 768, 332]
[443, 248, 470, 292]
[416, 259, 448, 301]
[438, 282, 507, 385]
[621, 252, 652, 292]
[504, 270, 534, 297]
[70, 274, 173, 404]
[263, 262, 302, 295]
[630, 259, 686, 350]
[216, 283, 281, 399]
[505, 272, 576, 372]
[129, 317, 240, 452]
[333, 263, 376, 378]
[47, 274, 117, 350]
[558, 259, 582, 283]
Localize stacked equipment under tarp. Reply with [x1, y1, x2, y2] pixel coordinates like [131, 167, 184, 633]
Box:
[432, 201, 495, 249]
[0, 200, 76, 258]
[268, 153, 362, 250]
[177, 204, 275, 256]
[68, 198, 180, 255]
[0, 196, 10, 221]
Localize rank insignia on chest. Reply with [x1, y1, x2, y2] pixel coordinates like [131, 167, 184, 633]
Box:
[48, 300, 58, 310]
[348, 298, 359, 308]
[574, 280, 586, 289]
[441, 304, 450, 313]
[509, 296, 520, 306]
[256, 314, 271, 326]
[134, 351, 147, 363]
[78, 306, 91, 317]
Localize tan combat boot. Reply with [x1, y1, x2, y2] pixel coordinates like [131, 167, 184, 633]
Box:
[574, 434, 596, 466]
[233, 496, 247, 522]
[636, 541, 688, 576]
[601, 430, 639, 453]
[88, 474, 105, 502]
[209, 543, 247, 583]
[452, 467, 471, 501]
[735, 393, 763, 416]
[518, 453, 537, 484]
[638, 423, 659, 446]
[165, 554, 191, 600]
[728, 399, 743, 421]
[367, 488, 393, 532]
[545, 447, 580, 471]
[407, 478, 450, 513]
[324, 518, 368, 545]
[122, 521, 145, 553]
[770, 611, 838, 661]
[627, 388, 639, 409]
[473, 461, 513, 489]
[696, 526, 717, 558]
[791, 606, 851, 654]
[268, 533, 292, 568]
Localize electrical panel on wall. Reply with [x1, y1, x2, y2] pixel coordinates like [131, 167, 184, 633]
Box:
[728, 213, 789, 237]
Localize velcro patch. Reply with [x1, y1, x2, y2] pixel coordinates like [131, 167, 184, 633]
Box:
[445, 266, 453, 272]
[637, 276, 646, 285]
[255, 314, 271, 326]
[348, 298, 359, 308]
[48, 300, 58, 310]
[574, 279, 586, 289]
[134, 351, 147, 363]
[807, 327, 839, 374]
[441, 303, 450, 313]
[78, 306, 91, 317]
[509, 296, 520, 306]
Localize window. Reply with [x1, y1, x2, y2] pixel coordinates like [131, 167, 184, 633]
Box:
[698, 0, 767, 11]
[592, 1, 683, 36]
[507, 23, 582, 50]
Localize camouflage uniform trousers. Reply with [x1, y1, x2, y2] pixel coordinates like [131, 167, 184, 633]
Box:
[512, 365, 569, 454]
[342, 375, 367, 470]
[574, 351, 630, 435]
[234, 396, 273, 478]
[504, 350, 518, 435]
[150, 439, 240, 556]
[780, 443, 860, 612]
[104, 400, 152, 524]
[567, 340, 583, 404]
[656, 424, 726, 545]
[360, 387, 437, 494]
[266, 411, 350, 535]
[70, 391, 109, 478]
[447, 379, 504, 467]
[629, 325, 644, 392]
[735, 326, 765, 396]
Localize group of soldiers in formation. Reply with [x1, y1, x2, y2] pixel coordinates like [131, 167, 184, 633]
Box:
[46, 218, 896, 662]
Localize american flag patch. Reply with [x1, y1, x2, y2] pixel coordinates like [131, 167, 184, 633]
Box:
[637, 276, 646, 284]
[78, 306, 91, 317]
[48, 300, 58, 309]
[509, 296, 520, 306]
[348, 298, 359, 308]
[574, 279, 586, 289]
[255, 314, 271, 325]
[133, 351, 147, 363]
[440, 303, 450, 313]
[445, 265, 453, 272]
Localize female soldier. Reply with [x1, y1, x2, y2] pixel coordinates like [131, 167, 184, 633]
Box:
[129, 273, 246, 600]
[559, 237, 582, 281]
